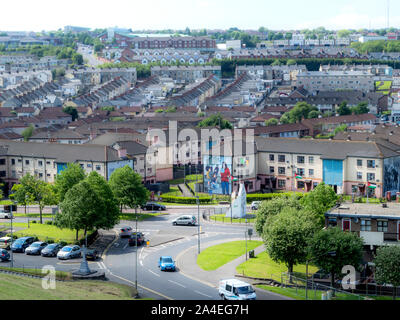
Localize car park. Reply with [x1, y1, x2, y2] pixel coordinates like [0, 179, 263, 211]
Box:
[219, 279, 256, 300]
[11, 237, 35, 253]
[0, 249, 10, 262]
[85, 249, 99, 261]
[0, 210, 13, 219]
[57, 245, 82, 260]
[25, 241, 48, 255]
[0, 236, 13, 250]
[158, 256, 176, 271]
[119, 226, 133, 238]
[172, 215, 197, 226]
[251, 201, 262, 211]
[41, 243, 62, 257]
[128, 232, 145, 246]
[141, 202, 166, 211]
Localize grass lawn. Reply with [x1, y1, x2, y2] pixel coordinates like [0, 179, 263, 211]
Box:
[0, 266, 71, 280]
[197, 240, 264, 271]
[3, 222, 86, 243]
[236, 251, 319, 280]
[119, 212, 168, 221]
[0, 273, 135, 300]
[209, 214, 256, 224]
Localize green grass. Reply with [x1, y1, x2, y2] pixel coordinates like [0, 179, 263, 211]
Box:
[236, 251, 319, 279]
[119, 212, 168, 221]
[0, 266, 71, 280]
[13, 213, 54, 218]
[197, 240, 264, 271]
[0, 273, 135, 300]
[210, 214, 256, 223]
[167, 174, 203, 185]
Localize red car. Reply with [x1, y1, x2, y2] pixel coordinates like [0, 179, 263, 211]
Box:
[128, 232, 145, 246]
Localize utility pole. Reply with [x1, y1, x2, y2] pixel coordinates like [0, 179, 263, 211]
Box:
[196, 196, 200, 254]
[135, 206, 139, 298]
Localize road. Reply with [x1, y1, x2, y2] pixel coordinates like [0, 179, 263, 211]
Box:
[0, 207, 288, 300]
[77, 44, 103, 67]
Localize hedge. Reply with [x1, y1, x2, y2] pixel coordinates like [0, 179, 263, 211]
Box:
[160, 195, 213, 204]
[246, 192, 305, 203]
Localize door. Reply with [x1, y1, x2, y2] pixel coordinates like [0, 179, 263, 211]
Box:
[342, 219, 351, 231]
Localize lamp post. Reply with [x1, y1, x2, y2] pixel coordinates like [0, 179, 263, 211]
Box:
[196, 196, 200, 254]
[10, 201, 16, 268]
[135, 206, 139, 298]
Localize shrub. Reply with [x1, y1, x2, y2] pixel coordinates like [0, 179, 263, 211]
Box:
[45, 221, 53, 225]
[161, 195, 213, 204]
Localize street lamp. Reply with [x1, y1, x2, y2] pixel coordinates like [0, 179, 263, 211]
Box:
[10, 201, 16, 268]
[135, 206, 139, 298]
[196, 196, 200, 254]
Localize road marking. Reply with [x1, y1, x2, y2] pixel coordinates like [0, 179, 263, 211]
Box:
[123, 243, 128, 250]
[148, 269, 160, 277]
[97, 262, 103, 269]
[168, 280, 186, 288]
[194, 290, 212, 298]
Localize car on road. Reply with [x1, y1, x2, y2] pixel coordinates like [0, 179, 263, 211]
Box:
[0, 249, 10, 262]
[141, 202, 166, 211]
[128, 232, 145, 246]
[0, 210, 13, 219]
[119, 226, 133, 238]
[158, 256, 176, 271]
[172, 215, 197, 226]
[57, 245, 82, 260]
[25, 241, 48, 255]
[41, 243, 62, 257]
[0, 236, 13, 250]
[219, 279, 256, 300]
[11, 237, 35, 253]
[251, 201, 262, 211]
[85, 249, 99, 261]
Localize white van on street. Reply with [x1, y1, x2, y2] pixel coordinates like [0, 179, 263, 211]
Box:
[218, 279, 256, 300]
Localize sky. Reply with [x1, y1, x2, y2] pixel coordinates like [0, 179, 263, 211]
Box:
[2, 0, 400, 32]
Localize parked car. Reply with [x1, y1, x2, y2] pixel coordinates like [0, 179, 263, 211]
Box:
[0, 236, 13, 250]
[57, 245, 82, 260]
[25, 241, 48, 255]
[41, 243, 62, 257]
[11, 237, 35, 253]
[172, 215, 197, 226]
[128, 232, 145, 246]
[219, 279, 256, 300]
[85, 249, 99, 261]
[119, 226, 133, 238]
[158, 256, 176, 271]
[141, 202, 166, 211]
[251, 201, 262, 211]
[0, 249, 10, 262]
[0, 210, 13, 219]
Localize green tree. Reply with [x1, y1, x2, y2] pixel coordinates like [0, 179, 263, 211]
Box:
[265, 118, 279, 127]
[271, 59, 282, 66]
[54, 163, 86, 203]
[63, 106, 78, 121]
[309, 227, 364, 289]
[109, 165, 149, 213]
[10, 184, 32, 215]
[301, 182, 339, 227]
[307, 110, 320, 119]
[286, 59, 296, 66]
[374, 246, 400, 300]
[337, 101, 351, 116]
[197, 113, 233, 130]
[21, 124, 34, 141]
[352, 102, 369, 115]
[333, 124, 348, 136]
[263, 207, 318, 276]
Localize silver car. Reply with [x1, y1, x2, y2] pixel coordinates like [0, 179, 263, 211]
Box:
[119, 226, 133, 238]
[25, 241, 48, 255]
[57, 245, 82, 260]
[172, 215, 197, 226]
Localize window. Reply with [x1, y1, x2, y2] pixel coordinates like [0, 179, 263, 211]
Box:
[357, 159, 362, 167]
[367, 173, 375, 181]
[38, 161, 43, 166]
[269, 154, 275, 161]
[367, 160, 375, 168]
[11, 159, 15, 165]
[361, 219, 371, 231]
[95, 165, 101, 171]
[278, 155, 285, 163]
[25, 160, 30, 165]
[328, 218, 337, 227]
[278, 179, 286, 188]
[352, 185, 358, 193]
[269, 166, 275, 174]
[377, 221, 388, 232]
[309, 169, 314, 176]
[46, 161, 50, 165]
[357, 172, 362, 180]
[0, 159, 5, 165]
[297, 168, 305, 176]
[0, 171, 5, 177]
[87, 164, 92, 168]
[38, 173, 43, 178]
[18, 159, 22, 163]
[297, 156, 305, 164]
[309, 156, 314, 164]
[278, 167, 285, 175]
[297, 181, 305, 189]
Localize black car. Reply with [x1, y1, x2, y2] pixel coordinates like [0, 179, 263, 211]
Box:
[41, 243, 62, 257]
[141, 202, 166, 211]
[128, 232, 145, 246]
[85, 249, 99, 261]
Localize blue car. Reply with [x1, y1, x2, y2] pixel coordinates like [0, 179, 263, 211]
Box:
[11, 237, 35, 253]
[0, 249, 10, 261]
[158, 256, 176, 271]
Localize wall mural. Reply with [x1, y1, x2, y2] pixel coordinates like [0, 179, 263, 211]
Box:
[383, 157, 400, 194]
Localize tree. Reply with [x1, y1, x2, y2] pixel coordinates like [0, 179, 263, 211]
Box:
[309, 227, 364, 289]
[374, 246, 400, 300]
[10, 183, 33, 215]
[21, 125, 34, 141]
[54, 163, 86, 203]
[286, 59, 296, 66]
[63, 106, 78, 121]
[352, 102, 369, 115]
[307, 110, 320, 119]
[271, 59, 282, 66]
[255, 195, 303, 236]
[109, 165, 149, 213]
[197, 113, 233, 130]
[301, 182, 339, 227]
[337, 101, 351, 116]
[265, 118, 278, 127]
[263, 207, 318, 276]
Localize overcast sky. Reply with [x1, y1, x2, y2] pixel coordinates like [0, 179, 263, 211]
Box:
[2, 0, 399, 32]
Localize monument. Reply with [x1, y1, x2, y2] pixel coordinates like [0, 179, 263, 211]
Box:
[226, 183, 246, 218]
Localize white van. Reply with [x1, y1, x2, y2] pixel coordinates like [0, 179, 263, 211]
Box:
[219, 279, 256, 300]
[0, 210, 12, 219]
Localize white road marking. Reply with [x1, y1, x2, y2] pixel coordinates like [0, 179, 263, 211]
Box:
[168, 280, 186, 288]
[123, 243, 128, 250]
[194, 290, 212, 298]
[148, 269, 160, 277]
[97, 262, 103, 269]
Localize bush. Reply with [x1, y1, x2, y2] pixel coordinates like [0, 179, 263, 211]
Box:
[45, 221, 53, 225]
[32, 220, 37, 224]
[246, 193, 305, 203]
[58, 241, 67, 247]
[161, 195, 213, 204]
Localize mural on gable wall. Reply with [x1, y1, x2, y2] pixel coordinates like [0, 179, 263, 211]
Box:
[383, 157, 400, 194]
